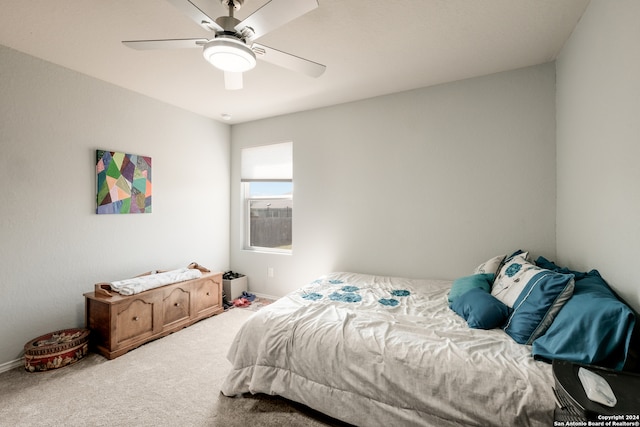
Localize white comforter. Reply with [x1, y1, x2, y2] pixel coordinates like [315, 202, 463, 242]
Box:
[109, 268, 202, 295]
[221, 272, 556, 427]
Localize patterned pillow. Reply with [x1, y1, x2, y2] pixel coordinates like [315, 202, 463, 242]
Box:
[473, 254, 506, 275]
[491, 254, 534, 307]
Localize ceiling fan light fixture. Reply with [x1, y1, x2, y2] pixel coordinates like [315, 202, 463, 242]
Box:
[203, 37, 256, 73]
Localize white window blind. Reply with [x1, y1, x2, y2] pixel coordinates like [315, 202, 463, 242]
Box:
[241, 142, 292, 182]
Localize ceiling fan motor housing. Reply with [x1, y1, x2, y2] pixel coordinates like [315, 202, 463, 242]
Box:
[216, 15, 242, 32]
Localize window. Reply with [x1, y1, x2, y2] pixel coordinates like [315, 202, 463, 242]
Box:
[245, 182, 292, 251]
[241, 142, 292, 253]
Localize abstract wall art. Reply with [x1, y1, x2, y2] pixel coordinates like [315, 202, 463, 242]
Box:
[96, 150, 152, 214]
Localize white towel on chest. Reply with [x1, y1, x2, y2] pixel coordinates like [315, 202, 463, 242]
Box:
[110, 268, 202, 295]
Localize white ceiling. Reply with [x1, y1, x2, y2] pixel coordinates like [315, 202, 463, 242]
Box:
[0, 0, 589, 124]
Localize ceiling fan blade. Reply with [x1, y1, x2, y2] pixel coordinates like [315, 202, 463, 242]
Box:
[165, 0, 223, 32]
[252, 43, 325, 78]
[122, 38, 208, 50]
[224, 71, 243, 90]
[235, 0, 318, 40]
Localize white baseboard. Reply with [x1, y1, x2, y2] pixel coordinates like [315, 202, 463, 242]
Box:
[0, 358, 23, 374]
[252, 292, 280, 301]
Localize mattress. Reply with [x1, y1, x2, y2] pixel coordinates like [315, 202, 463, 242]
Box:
[221, 272, 555, 426]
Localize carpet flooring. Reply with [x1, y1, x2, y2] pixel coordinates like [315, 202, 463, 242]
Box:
[0, 305, 350, 427]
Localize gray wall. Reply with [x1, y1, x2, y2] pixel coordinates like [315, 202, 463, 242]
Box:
[0, 45, 230, 367]
[556, 0, 640, 312]
[230, 63, 557, 297]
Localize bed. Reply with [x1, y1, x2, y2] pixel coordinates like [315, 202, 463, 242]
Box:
[220, 271, 558, 426]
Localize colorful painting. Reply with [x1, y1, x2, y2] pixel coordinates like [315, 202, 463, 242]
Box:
[96, 150, 152, 214]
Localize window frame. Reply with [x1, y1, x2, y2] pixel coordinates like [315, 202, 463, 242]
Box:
[242, 181, 293, 254]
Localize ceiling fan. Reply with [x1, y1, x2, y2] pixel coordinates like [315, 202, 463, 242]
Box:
[123, 0, 326, 90]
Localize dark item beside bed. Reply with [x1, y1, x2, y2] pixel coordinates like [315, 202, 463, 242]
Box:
[553, 359, 640, 421]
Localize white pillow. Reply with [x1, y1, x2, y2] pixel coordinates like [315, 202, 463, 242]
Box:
[473, 254, 506, 275]
[491, 254, 538, 307]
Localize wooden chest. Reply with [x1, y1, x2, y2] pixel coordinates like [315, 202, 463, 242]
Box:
[84, 272, 223, 359]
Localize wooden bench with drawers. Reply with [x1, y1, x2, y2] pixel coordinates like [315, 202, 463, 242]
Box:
[84, 271, 223, 359]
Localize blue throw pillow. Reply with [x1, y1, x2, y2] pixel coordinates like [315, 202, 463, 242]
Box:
[532, 269, 636, 370]
[503, 270, 575, 345]
[448, 273, 494, 304]
[451, 288, 512, 330]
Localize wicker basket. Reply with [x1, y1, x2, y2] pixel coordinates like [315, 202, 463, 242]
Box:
[24, 328, 90, 372]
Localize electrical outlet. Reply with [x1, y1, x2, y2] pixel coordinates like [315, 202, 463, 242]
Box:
[268, 267, 274, 278]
